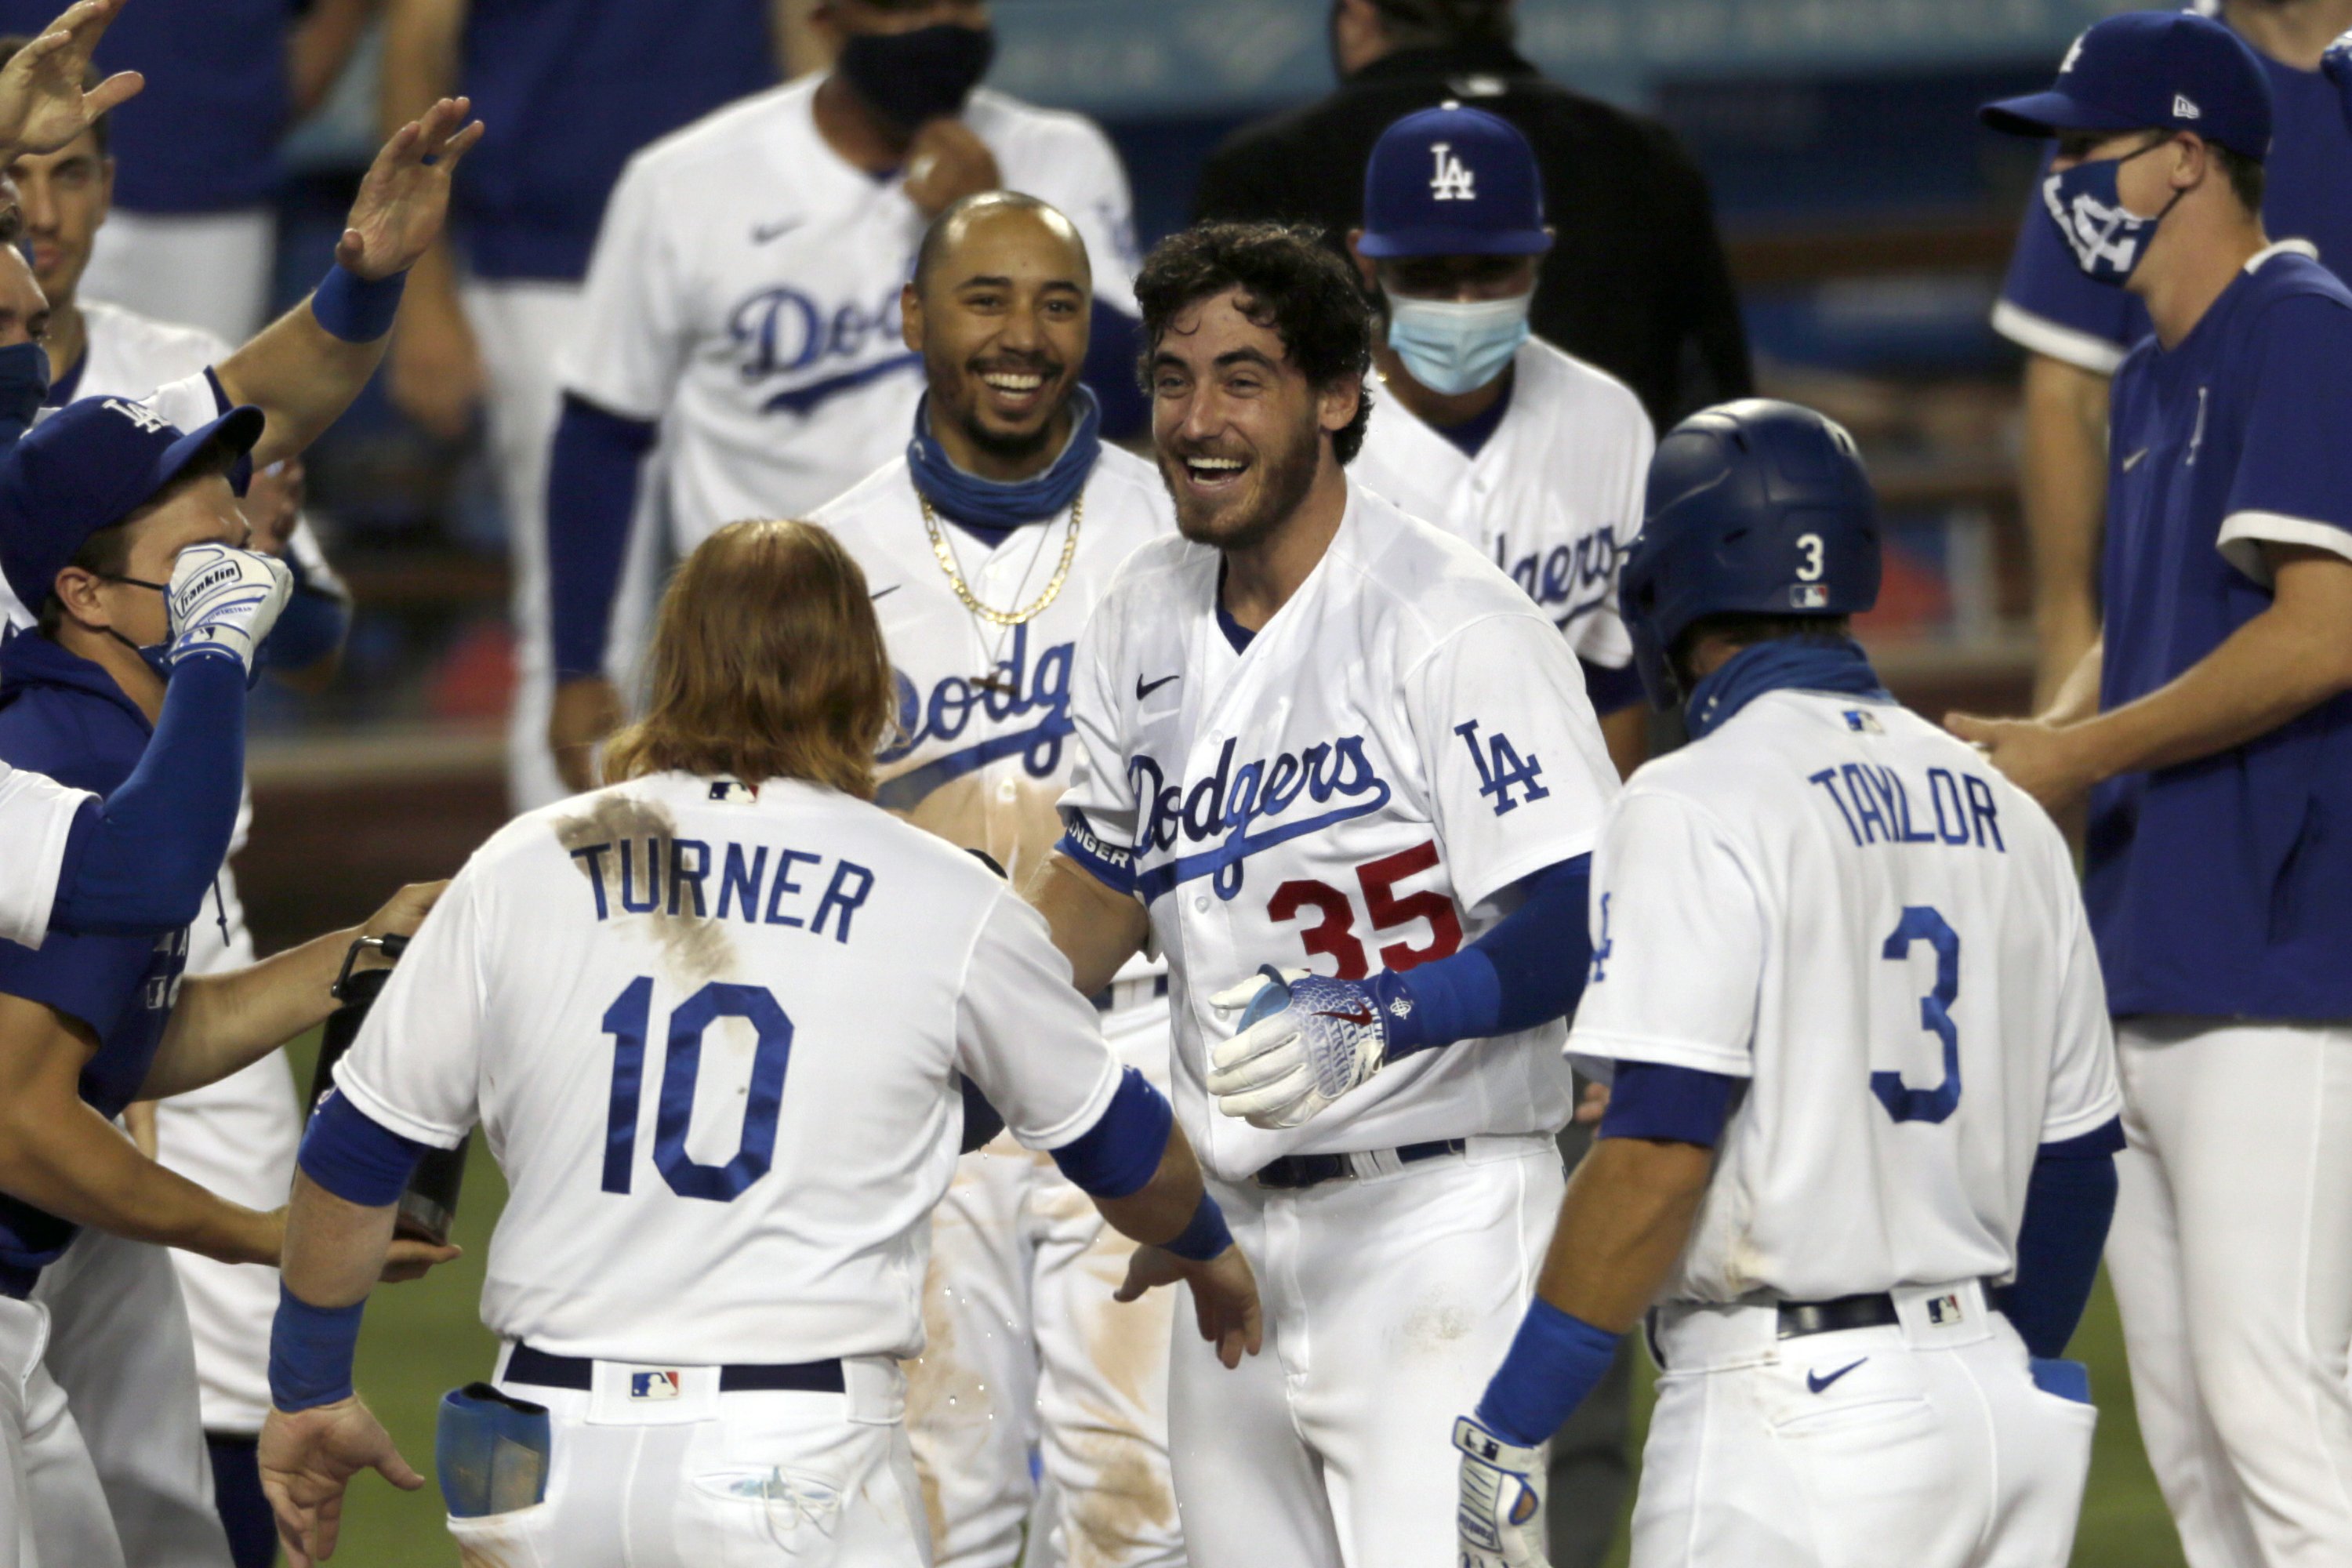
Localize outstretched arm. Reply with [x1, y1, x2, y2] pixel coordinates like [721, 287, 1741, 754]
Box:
[0, 0, 140, 160]
[215, 96, 485, 470]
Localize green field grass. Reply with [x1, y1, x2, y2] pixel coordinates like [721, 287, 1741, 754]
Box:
[292, 1021, 2184, 1566]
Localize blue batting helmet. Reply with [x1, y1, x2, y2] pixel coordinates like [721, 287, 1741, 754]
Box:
[1620, 399, 1881, 709]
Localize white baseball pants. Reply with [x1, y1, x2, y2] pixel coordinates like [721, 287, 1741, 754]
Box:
[0, 1290, 129, 1568]
[1165, 1134, 1563, 1568]
[1632, 1282, 2093, 1567]
[2104, 1016, 2352, 1568]
[448, 1353, 925, 1566]
[461, 278, 664, 815]
[909, 988, 1182, 1568]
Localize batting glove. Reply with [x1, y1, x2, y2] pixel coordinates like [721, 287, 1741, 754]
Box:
[1207, 964, 1396, 1129]
[1454, 1415, 1552, 1568]
[167, 543, 292, 676]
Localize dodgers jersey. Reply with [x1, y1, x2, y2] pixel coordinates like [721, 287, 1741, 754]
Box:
[332, 771, 1126, 1363]
[561, 76, 1141, 545]
[0, 761, 90, 949]
[1056, 481, 1617, 1182]
[1570, 689, 2122, 1304]
[815, 443, 1174, 891]
[1994, 4, 2352, 372]
[1349, 338, 1651, 675]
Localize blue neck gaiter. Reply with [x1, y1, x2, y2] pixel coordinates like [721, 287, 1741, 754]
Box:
[906, 386, 1101, 533]
[1686, 636, 1892, 739]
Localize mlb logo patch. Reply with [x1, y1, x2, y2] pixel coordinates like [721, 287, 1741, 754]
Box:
[707, 779, 760, 804]
[1842, 710, 1883, 735]
[1926, 1293, 1965, 1327]
[630, 1370, 683, 1401]
[1789, 583, 1830, 610]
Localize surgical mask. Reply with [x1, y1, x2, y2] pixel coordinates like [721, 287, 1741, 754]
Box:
[2042, 140, 2182, 286]
[837, 24, 995, 132]
[95, 572, 176, 681]
[1385, 292, 1532, 397]
[0, 342, 50, 445]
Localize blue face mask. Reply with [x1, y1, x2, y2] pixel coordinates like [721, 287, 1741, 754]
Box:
[2042, 140, 2182, 286]
[0, 342, 51, 444]
[1385, 292, 1531, 397]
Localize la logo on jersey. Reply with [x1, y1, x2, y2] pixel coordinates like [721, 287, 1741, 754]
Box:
[630, 1370, 683, 1402]
[1429, 142, 1475, 201]
[1456, 720, 1548, 816]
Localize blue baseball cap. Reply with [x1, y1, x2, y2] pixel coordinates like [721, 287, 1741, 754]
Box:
[0, 396, 263, 612]
[1359, 103, 1552, 259]
[1980, 10, 2273, 162]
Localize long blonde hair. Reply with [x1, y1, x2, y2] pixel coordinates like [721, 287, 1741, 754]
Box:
[603, 519, 895, 798]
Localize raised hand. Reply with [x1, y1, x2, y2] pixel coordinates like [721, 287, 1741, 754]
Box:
[260, 1396, 423, 1567]
[338, 96, 485, 281]
[0, 0, 143, 158]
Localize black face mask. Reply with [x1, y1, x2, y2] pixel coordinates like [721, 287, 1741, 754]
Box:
[0, 341, 50, 445]
[836, 24, 996, 132]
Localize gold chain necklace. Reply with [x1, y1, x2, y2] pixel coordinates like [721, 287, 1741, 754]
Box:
[920, 491, 1083, 626]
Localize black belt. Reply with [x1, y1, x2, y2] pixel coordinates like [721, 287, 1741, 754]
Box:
[1776, 1292, 1902, 1339]
[1253, 1138, 1465, 1190]
[503, 1342, 844, 1395]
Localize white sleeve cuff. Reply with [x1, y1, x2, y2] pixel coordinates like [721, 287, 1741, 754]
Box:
[2216, 511, 2352, 585]
[2040, 1087, 2125, 1146]
[1566, 1028, 1755, 1082]
[1990, 301, 2128, 376]
[330, 1059, 472, 1151]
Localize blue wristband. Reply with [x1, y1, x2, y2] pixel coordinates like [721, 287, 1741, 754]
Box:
[1475, 1298, 1621, 1447]
[1161, 1191, 1233, 1262]
[269, 1285, 366, 1412]
[310, 263, 407, 343]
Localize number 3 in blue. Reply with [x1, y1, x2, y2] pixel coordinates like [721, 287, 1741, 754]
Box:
[601, 977, 794, 1200]
[1875, 906, 1961, 1124]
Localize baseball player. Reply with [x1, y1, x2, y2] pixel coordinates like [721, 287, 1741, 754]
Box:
[542, 0, 1144, 793]
[811, 191, 1181, 1567]
[1345, 103, 1653, 779]
[1025, 221, 1618, 1568]
[0, 45, 354, 1565]
[1967, 20, 2352, 1565]
[379, 0, 779, 812]
[1455, 399, 2125, 1568]
[252, 517, 1259, 1568]
[1992, 0, 2352, 705]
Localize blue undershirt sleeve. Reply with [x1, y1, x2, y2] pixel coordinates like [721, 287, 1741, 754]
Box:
[1579, 657, 1646, 718]
[1597, 1060, 1743, 1146]
[546, 394, 659, 680]
[1994, 1116, 2125, 1359]
[49, 656, 246, 935]
[1048, 1067, 1171, 1199]
[1372, 855, 1591, 1057]
[298, 1089, 430, 1208]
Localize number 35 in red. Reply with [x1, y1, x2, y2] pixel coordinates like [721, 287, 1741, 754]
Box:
[1265, 840, 1464, 980]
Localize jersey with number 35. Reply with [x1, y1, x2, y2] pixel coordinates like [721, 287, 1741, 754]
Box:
[329, 771, 1124, 1364]
[1569, 688, 2122, 1304]
[1057, 481, 1618, 1184]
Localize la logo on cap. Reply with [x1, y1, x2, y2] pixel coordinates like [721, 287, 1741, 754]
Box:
[2173, 93, 2201, 118]
[1429, 142, 1475, 201]
[2059, 32, 2085, 73]
[104, 397, 169, 434]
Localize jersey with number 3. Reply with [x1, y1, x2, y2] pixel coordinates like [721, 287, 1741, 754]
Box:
[329, 771, 1124, 1363]
[1569, 689, 2122, 1303]
[1056, 481, 1618, 1183]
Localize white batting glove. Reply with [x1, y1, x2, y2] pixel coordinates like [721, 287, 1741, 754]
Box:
[1207, 964, 1393, 1130]
[167, 543, 292, 675]
[1454, 1415, 1552, 1568]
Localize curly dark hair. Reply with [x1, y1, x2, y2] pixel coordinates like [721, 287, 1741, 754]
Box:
[1134, 222, 1375, 464]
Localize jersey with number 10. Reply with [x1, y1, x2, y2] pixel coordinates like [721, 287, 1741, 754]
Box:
[1569, 688, 2122, 1304]
[330, 771, 1125, 1363]
[1056, 481, 1618, 1183]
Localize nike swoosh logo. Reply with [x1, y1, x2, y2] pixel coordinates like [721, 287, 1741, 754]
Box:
[2121, 447, 2149, 472]
[1316, 1006, 1374, 1026]
[1806, 1358, 1867, 1394]
[1135, 673, 1180, 700]
[870, 585, 900, 601]
[751, 217, 803, 244]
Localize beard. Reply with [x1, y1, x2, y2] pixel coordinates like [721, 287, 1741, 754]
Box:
[927, 343, 1070, 468]
[1163, 407, 1322, 554]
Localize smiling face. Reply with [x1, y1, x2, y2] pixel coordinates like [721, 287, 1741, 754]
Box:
[1149, 286, 1352, 551]
[903, 198, 1091, 477]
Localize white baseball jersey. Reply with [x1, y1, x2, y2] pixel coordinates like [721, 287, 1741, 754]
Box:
[562, 75, 1141, 547]
[814, 443, 1174, 895]
[1056, 481, 1618, 1184]
[333, 771, 1127, 1363]
[1569, 688, 2123, 1304]
[1350, 339, 1652, 672]
[0, 762, 91, 949]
